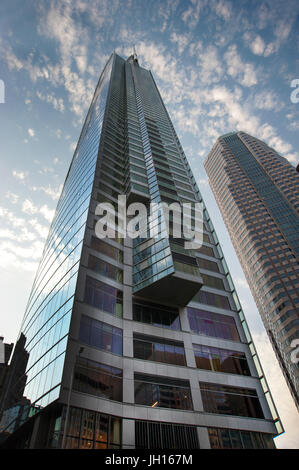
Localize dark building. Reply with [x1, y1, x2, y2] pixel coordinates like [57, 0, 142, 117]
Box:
[205, 131, 299, 409]
[0, 56, 282, 449]
[0, 337, 13, 405]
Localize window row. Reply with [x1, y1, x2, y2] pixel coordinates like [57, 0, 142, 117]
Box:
[208, 427, 275, 449]
[59, 406, 121, 449]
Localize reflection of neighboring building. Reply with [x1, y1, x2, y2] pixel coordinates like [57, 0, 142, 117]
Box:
[0, 333, 29, 418]
[0, 333, 30, 445]
[0, 337, 13, 405]
[0, 397, 31, 445]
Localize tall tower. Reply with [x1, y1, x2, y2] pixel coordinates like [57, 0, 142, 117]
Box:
[1, 56, 282, 449]
[204, 131, 299, 410]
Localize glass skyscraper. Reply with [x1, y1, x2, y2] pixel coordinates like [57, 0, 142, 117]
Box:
[0, 55, 282, 449]
[205, 131, 299, 410]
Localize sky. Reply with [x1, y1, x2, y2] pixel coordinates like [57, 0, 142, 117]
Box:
[0, 0, 298, 448]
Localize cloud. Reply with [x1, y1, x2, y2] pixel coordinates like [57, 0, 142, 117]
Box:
[211, 0, 232, 21]
[5, 191, 19, 204]
[12, 170, 27, 181]
[36, 91, 65, 112]
[170, 32, 190, 55]
[254, 90, 283, 111]
[182, 0, 201, 29]
[196, 45, 223, 84]
[30, 184, 63, 201]
[224, 44, 258, 87]
[29, 219, 49, 239]
[244, 33, 266, 56]
[22, 199, 55, 223]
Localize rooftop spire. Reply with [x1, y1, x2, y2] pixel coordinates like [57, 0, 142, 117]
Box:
[133, 44, 138, 63]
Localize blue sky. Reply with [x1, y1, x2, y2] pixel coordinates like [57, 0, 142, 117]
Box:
[0, 0, 298, 448]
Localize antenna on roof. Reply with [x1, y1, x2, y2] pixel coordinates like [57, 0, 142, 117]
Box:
[133, 44, 138, 63]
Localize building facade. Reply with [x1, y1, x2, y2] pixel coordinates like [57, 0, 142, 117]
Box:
[0, 56, 282, 449]
[204, 131, 299, 409]
[0, 337, 13, 408]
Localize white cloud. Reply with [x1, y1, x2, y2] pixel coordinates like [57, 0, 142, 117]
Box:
[182, 0, 201, 29]
[22, 199, 55, 223]
[22, 199, 37, 215]
[30, 184, 63, 201]
[5, 191, 19, 204]
[170, 32, 190, 55]
[29, 219, 49, 239]
[196, 45, 223, 84]
[212, 0, 232, 21]
[0, 246, 38, 272]
[12, 170, 27, 181]
[39, 205, 55, 223]
[254, 90, 283, 111]
[251, 35, 265, 55]
[36, 91, 65, 112]
[224, 44, 258, 87]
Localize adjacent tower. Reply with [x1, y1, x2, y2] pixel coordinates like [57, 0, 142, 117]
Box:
[205, 131, 299, 409]
[0, 57, 282, 449]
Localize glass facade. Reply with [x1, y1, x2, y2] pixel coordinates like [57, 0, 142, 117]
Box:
[208, 427, 275, 449]
[1, 54, 282, 449]
[84, 276, 123, 318]
[133, 300, 180, 330]
[58, 406, 121, 449]
[193, 344, 251, 376]
[134, 374, 193, 410]
[200, 382, 264, 418]
[0, 55, 113, 429]
[133, 333, 186, 366]
[79, 315, 122, 356]
[74, 358, 122, 402]
[187, 307, 240, 341]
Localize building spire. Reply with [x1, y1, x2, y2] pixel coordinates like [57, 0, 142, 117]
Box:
[133, 44, 138, 63]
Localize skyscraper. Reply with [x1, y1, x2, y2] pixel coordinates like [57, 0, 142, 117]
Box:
[0, 55, 282, 449]
[204, 131, 299, 409]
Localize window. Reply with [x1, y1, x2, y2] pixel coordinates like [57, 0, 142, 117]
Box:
[133, 300, 180, 330]
[79, 315, 123, 355]
[88, 255, 123, 283]
[208, 427, 275, 449]
[62, 406, 121, 449]
[134, 373, 192, 410]
[74, 357, 122, 401]
[187, 307, 240, 341]
[135, 420, 199, 449]
[133, 333, 186, 366]
[201, 274, 225, 290]
[200, 382, 264, 419]
[193, 344, 250, 375]
[193, 290, 231, 310]
[84, 275, 123, 317]
[90, 237, 123, 262]
[197, 245, 214, 257]
[197, 257, 220, 273]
